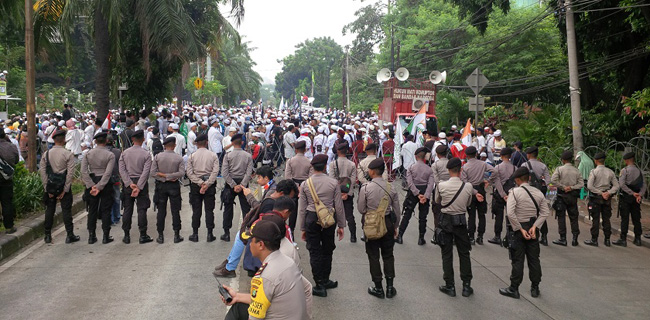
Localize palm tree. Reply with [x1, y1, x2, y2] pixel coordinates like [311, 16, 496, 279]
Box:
[215, 38, 262, 105]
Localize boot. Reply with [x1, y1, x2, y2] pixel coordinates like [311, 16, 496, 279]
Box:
[499, 286, 520, 299]
[174, 231, 184, 243]
[88, 231, 98, 244]
[612, 238, 627, 247]
[350, 230, 357, 243]
[66, 232, 80, 244]
[604, 237, 611, 247]
[103, 231, 114, 244]
[312, 283, 327, 297]
[431, 236, 437, 244]
[123, 231, 131, 244]
[531, 284, 540, 298]
[395, 233, 403, 244]
[368, 282, 385, 299]
[439, 284, 456, 297]
[476, 235, 484, 245]
[139, 233, 153, 244]
[385, 277, 397, 299]
[462, 282, 474, 297]
[360, 235, 366, 242]
[633, 236, 642, 246]
[322, 279, 338, 289]
[552, 235, 567, 246]
[539, 234, 548, 246]
[189, 230, 199, 242]
[220, 229, 230, 242]
[418, 234, 425, 246]
[44, 231, 52, 244]
[487, 235, 501, 245]
[156, 233, 164, 244]
[584, 238, 598, 247]
[572, 235, 579, 247]
[469, 237, 475, 245]
[207, 229, 217, 242]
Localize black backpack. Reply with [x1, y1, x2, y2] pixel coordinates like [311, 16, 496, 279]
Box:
[151, 137, 163, 156]
[525, 160, 545, 192]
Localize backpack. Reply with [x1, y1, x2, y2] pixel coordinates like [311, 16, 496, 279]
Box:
[151, 137, 163, 156]
[502, 165, 517, 194]
[0, 157, 14, 180]
[363, 182, 391, 240]
[45, 150, 67, 195]
[525, 160, 545, 191]
[306, 178, 336, 228]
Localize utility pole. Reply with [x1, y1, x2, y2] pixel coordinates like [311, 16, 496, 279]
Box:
[565, 0, 584, 153]
[345, 49, 350, 112]
[25, 0, 37, 172]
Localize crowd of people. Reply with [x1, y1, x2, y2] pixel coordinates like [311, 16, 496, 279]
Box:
[0, 102, 647, 319]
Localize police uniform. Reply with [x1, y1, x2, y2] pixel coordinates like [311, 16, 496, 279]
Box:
[222, 134, 254, 240]
[550, 151, 583, 246]
[430, 146, 450, 242]
[614, 152, 646, 247]
[81, 132, 116, 244]
[186, 134, 220, 242]
[0, 133, 20, 233]
[398, 147, 435, 245]
[358, 158, 401, 299]
[500, 167, 549, 299]
[151, 137, 186, 244]
[585, 152, 619, 246]
[118, 130, 153, 244]
[329, 144, 358, 242]
[284, 140, 313, 234]
[39, 130, 79, 243]
[357, 144, 388, 185]
[460, 146, 496, 244]
[298, 154, 346, 296]
[435, 158, 474, 297]
[489, 147, 515, 244]
[523, 146, 551, 244]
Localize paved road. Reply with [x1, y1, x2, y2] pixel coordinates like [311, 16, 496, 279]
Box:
[1, 181, 649, 320]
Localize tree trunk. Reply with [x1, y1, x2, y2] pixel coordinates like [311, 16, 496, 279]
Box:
[25, 0, 37, 172]
[326, 67, 331, 108]
[94, 4, 111, 121]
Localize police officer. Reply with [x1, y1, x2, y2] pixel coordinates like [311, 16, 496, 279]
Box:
[151, 137, 185, 244]
[357, 143, 388, 185]
[358, 158, 401, 299]
[430, 145, 450, 244]
[81, 131, 116, 244]
[118, 130, 153, 244]
[329, 143, 358, 242]
[614, 152, 646, 247]
[461, 146, 495, 245]
[524, 146, 551, 245]
[488, 147, 515, 245]
[221, 133, 254, 241]
[499, 167, 549, 299]
[39, 129, 80, 243]
[397, 147, 435, 245]
[585, 152, 619, 247]
[550, 150, 583, 246]
[186, 133, 220, 242]
[298, 154, 345, 297]
[436, 158, 474, 297]
[284, 140, 313, 235]
[0, 127, 19, 234]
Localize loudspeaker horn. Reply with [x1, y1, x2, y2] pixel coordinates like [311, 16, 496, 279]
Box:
[429, 70, 447, 85]
[395, 67, 409, 81]
[376, 68, 392, 83]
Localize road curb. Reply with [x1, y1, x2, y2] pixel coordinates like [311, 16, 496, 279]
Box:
[578, 210, 649, 248]
[0, 195, 85, 262]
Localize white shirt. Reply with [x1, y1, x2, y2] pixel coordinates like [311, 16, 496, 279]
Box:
[222, 135, 233, 153]
[168, 132, 186, 156]
[313, 134, 326, 155]
[283, 131, 297, 158]
[326, 133, 337, 155]
[402, 141, 418, 169]
[475, 135, 486, 153]
[65, 129, 84, 155]
[297, 135, 313, 160]
[187, 130, 197, 155]
[83, 125, 95, 146]
[208, 126, 223, 153]
[45, 125, 56, 143]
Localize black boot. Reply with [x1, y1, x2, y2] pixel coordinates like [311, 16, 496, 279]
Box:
[487, 235, 501, 245]
[103, 231, 114, 244]
[156, 233, 164, 244]
[540, 234, 548, 246]
[572, 235, 579, 247]
[499, 286, 520, 299]
[462, 282, 474, 297]
[189, 229, 199, 242]
[360, 234, 366, 242]
[368, 282, 385, 299]
[322, 279, 338, 289]
[431, 236, 437, 244]
[44, 231, 52, 243]
[174, 231, 184, 243]
[439, 284, 456, 297]
[531, 284, 540, 298]
[385, 277, 397, 298]
[350, 230, 357, 243]
[418, 234, 425, 246]
[139, 233, 153, 244]
[584, 238, 598, 246]
[395, 233, 403, 244]
[552, 235, 567, 246]
[476, 235, 484, 245]
[220, 229, 230, 242]
[312, 282, 327, 297]
[88, 231, 98, 244]
[604, 237, 611, 247]
[207, 229, 217, 242]
[612, 238, 627, 247]
[469, 236, 476, 245]
[633, 236, 642, 246]
[123, 231, 131, 244]
[66, 232, 80, 244]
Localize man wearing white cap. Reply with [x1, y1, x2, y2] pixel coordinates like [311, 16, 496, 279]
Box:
[313, 126, 326, 156]
[223, 127, 237, 154]
[208, 119, 224, 158]
[326, 125, 338, 163]
[187, 122, 198, 156]
[168, 123, 186, 156]
[297, 128, 313, 160]
[283, 124, 298, 159]
[490, 130, 506, 162]
[432, 132, 447, 162]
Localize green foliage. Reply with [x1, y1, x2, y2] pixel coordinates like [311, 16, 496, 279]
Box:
[12, 162, 44, 219]
[622, 88, 650, 135]
[435, 90, 473, 128]
[214, 39, 263, 106]
[184, 78, 225, 105]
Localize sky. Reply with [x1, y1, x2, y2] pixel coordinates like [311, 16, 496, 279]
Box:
[224, 0, 369, 84]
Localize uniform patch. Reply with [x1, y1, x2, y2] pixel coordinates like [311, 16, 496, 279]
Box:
[248, 276, 270, 318]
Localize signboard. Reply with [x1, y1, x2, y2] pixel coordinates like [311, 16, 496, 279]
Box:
[0, 80, 6, 97]
[465, 68, 489, 95]
[469, 96, 485, 112]
[194, 78, 204, 90]
[392, 88, 435, 101]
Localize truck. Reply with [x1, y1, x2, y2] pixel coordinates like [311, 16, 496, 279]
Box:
[377, 78, 439, 135]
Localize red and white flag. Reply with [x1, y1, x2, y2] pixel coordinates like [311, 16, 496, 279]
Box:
[101, 113, 112, 131]
[461, 118, 472, 146]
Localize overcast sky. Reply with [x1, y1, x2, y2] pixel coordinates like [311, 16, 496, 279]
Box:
[224, 0, 369, 84]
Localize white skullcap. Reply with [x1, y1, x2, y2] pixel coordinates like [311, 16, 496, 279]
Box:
[484, 126, 490, 131]
[229, 127, 237, 132]
[369, 125, 375, 130]
[494, 130, 502, 137]
[318, 127, 324, 133]
[188, 122, 197, 128]
[169, 123, 179, 130]
[4, 128, 11, 134]
[58, 120, 65, 127]
[331, 125, 339, 131]
[451, 125, 457, 129]
[480, 152, 487, 158]
[438, 132, 446, 139]
[300, 128, 310, 134]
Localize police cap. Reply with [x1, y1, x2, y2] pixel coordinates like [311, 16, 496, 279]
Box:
[52, 129, 67, 139]
[311, 154, 329, 166]
[368, 158, 385, 170]
[446, 157, 462, 169]
[623, 152, 635, 160]
[163, 137, 176, 145]
[435, 145, 448, 155]
[512, 166, 530, 179]
[365, 143, 378, 152]
[131, 129, 145, 139]
[93, 131, 107, 140]
[561, 150, 573, 161]
[525, 146, 538, 154]
[337, 142, 349, 151]
[241, 219, 282, 242]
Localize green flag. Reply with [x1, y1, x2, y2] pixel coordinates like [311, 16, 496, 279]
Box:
[179, 120, 189, 142]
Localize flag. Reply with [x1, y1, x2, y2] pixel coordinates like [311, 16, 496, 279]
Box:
[405, 103, 428, 147]
[311, 69, 315, 87]
[461, 118, 472, 146]
[179, 120, 189, 142]
[101, 112, 111, 131]
[393, 119, 404, 168]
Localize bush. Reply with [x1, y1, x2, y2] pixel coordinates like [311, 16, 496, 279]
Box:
[12, 162, 44, 219]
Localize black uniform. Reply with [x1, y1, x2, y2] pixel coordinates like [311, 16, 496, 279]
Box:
[0, 137, 19, 231]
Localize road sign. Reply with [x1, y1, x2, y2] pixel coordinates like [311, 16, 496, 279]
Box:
[0, 80, 6, 97]
[465, 68, 489, 95]
[469, 96, 485, 112]
[194, 78, 204, 90]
